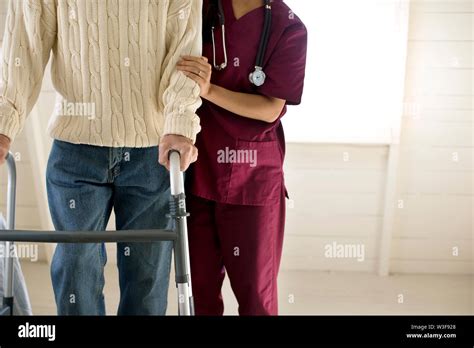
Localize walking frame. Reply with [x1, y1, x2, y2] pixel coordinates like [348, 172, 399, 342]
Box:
[0, 150, 194, 316]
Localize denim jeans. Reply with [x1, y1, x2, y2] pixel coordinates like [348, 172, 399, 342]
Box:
[46, 140, 173, 315]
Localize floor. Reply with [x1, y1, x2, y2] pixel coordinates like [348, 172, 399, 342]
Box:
[19, 260, 473, 315]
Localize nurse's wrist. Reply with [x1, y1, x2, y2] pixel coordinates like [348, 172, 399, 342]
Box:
[202, 84, 216, 101]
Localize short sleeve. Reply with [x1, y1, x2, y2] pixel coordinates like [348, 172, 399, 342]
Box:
[257, 22, 308, 106]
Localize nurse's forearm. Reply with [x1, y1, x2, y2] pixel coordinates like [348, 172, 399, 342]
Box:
[205, 84, 285, 123]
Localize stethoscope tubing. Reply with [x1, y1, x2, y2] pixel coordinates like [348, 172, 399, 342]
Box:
[211, 0, 272, 77]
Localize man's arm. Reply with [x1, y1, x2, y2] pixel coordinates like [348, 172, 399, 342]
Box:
[158, 0, 203, 171]
[0, 0, 57, 164]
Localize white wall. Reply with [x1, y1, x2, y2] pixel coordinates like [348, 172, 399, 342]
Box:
[391, 0, 473, 274]
[281, 0, 473, 275]
[283, 0, 410, 144]
[282, 144, 388, 272]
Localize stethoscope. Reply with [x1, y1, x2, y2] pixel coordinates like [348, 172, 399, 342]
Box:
[211, 0, 273, 87]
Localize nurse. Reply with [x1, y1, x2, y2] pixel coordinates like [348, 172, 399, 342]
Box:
[176, 0, 307, 315]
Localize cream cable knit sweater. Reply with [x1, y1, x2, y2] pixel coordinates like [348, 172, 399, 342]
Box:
[0, 0, 202, 147]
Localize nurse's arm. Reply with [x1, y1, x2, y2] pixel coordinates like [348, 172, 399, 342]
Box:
[205, 84, 286, 123]
[178, 56, 285, 123]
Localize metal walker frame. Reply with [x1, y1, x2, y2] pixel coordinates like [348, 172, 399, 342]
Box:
[0, 150, 194, 315]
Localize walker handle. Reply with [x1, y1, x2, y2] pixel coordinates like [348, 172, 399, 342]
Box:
[5, 152, 16, 231]
[3, 151, 16, 304]
[169, 150, 184, 196]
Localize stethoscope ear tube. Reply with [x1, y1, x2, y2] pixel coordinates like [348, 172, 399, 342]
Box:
[212, 24, 228, 71]
[212, 0, 228, 71]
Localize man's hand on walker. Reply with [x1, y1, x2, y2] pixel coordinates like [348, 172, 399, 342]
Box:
[159, 134, 198, 172]
[0, 134, 11, 165]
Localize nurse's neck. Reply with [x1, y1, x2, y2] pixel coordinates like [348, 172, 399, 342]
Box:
[232, 0, 269, 20]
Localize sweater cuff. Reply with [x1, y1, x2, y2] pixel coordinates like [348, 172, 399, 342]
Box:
[0, 99, 21, 142]
[162, 114, 201, 144]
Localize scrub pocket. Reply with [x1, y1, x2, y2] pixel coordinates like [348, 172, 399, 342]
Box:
[227, 140, 283, 206]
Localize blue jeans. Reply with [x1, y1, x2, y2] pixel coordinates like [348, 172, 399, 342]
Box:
[46, 140, 173, 315]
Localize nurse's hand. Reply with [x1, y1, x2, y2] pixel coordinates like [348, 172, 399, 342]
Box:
[158, 134, 198, 172]
[177, 56, 212, 98]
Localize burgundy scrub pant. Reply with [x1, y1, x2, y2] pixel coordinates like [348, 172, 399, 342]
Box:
[187, 190, 286, 316]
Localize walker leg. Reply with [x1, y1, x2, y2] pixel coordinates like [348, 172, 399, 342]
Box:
[1, 296, 13, 315]
[2, 153, 17, 316]
[168, 150, 194, 316]
[172, 193, 194, 316]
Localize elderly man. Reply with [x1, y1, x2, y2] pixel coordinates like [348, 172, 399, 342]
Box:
[0, 0, 202, 315]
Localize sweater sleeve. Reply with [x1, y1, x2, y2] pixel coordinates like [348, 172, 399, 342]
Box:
[160, 0, 203, 143]
[0, 0, 57, 142]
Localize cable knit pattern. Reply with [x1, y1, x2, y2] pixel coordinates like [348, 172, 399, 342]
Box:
[107, 0, 124, 147]
[0, 0, 202, 147]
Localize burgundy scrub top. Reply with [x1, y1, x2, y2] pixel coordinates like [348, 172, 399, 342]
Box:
[188, 0, 308, 206]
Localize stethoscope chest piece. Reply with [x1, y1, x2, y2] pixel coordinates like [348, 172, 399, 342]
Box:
[249, 67, 266, 87]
